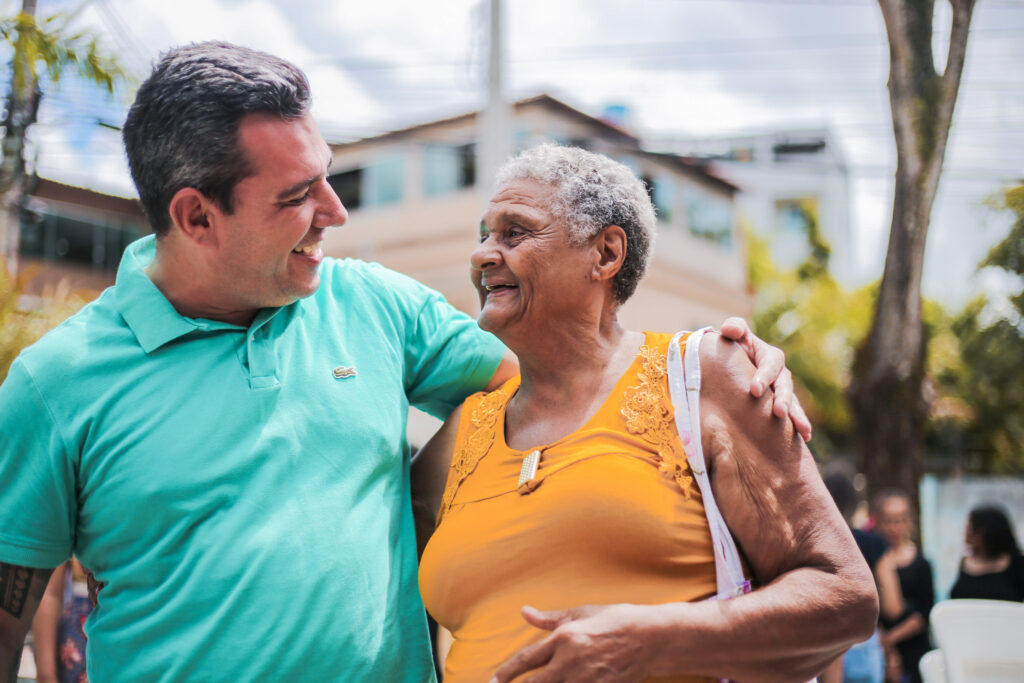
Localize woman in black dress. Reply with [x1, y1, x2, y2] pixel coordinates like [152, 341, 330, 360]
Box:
[874, 490, 934, 683]
[950, 505, 1024, 602]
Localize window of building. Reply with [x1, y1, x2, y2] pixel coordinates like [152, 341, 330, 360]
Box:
[774, 198, 816, 237]
[328, 168, 362, 211]
[363, 154, 404, 207]
[773, 139, 826, 162]
[423, 143, 476, 197]
[652, 176, 674, 223]
[686, 189, 734, 248]
[642, 174, 674, 223]
[328, 153, 407, 211]
[771, 198, 819, 269]
[19, 209, 143, 270]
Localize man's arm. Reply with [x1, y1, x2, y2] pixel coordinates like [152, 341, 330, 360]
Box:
[493, 333, 875, 683]
[0, 562, 54, 683]
[483, 349, 519, 392]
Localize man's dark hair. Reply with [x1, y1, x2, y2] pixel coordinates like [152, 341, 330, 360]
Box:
[968, 505, 1021, 559]
[122, 42, 312, 235]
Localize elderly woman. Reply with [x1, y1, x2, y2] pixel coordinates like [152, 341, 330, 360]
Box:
[413, 145, 877, 682]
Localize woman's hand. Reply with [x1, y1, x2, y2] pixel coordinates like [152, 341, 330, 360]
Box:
[719, 317, 812, 442]
[491, 604, 654, 683]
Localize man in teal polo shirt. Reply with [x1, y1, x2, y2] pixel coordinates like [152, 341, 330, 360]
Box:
[0, 43, 805, 681]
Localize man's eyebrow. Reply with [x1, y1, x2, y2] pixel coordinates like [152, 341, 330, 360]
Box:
[276, 175, 318, 202]
[275, 152, 332, 202]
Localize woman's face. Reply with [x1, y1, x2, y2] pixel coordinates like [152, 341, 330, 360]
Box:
[964, 520, 981, 554]
[471, 178, 596, 338]
[877, 497, 912, 546]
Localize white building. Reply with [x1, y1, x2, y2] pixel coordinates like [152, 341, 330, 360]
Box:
[654, 128, 855, 285]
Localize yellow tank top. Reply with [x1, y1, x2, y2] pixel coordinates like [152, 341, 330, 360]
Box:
[419, 332, 717, 682]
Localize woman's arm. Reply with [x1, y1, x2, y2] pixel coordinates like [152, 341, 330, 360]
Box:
[643, 332, 878, 679]
[409, 407, 462, 556]
[876, 551, 906, 620]
[881, 554, 932, 646]
[493, 333, 877, 683]
[29, 562, 67, 683]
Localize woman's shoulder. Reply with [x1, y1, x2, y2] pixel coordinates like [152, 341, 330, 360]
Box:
[456, 375, 520, 422]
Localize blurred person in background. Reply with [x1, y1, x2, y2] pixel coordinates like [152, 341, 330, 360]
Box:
[821, 463, 907, 683]
[30, 559, 91, 683]
[874, 490, 934, 683]
[949, 504, 1024, 602]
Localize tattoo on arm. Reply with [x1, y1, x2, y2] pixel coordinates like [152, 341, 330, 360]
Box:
[0, 564, 35, 619]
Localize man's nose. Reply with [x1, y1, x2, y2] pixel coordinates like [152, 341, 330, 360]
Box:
[315, 179, 348, 228]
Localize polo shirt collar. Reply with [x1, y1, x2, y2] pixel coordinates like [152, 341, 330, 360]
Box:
[116, 235, 273, 354]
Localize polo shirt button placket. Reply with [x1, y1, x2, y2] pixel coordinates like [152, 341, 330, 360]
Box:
[247, 326, 279, 391]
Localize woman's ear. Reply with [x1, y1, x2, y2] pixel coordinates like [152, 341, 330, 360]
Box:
[591, 225, 627, 283]
[167, 188, 217, 246]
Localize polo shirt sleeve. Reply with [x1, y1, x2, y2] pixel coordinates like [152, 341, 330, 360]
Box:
[0, 358, 76, 569]
[404, 292, 506, 419]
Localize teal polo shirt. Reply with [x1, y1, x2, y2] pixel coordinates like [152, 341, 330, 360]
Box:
[0, 235, 505, 681]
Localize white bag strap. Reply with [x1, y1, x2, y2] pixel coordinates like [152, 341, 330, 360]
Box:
[667, 328, 749, 599]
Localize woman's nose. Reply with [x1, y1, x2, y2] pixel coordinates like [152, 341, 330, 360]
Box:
[471, 233, 500, 271]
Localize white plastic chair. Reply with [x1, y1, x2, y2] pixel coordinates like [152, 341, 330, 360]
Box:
[929, 599, 1024, 683]
[918, 649, 947, 683]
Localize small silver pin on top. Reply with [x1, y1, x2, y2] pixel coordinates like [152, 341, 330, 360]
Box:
[333, 366, 357, 379]
[518, 449, 541, 489]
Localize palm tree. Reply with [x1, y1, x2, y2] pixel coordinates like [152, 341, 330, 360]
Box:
[0, 0, 125, 274]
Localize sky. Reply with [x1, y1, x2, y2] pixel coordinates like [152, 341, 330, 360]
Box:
[22, 0, 1024, 308]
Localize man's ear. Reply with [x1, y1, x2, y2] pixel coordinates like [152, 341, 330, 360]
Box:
[167, 188, 217, 246]
[591, 224, 627, 283]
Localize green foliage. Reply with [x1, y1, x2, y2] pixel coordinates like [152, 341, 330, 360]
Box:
[940, 185, 1024, 472]
[0, 8, 125, 93]
[745, 206, 875, 459]
[0, 262, 85, 382]
[746, 200, 970, 464]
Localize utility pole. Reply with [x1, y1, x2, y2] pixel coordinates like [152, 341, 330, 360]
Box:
[477, 0, 511, 205]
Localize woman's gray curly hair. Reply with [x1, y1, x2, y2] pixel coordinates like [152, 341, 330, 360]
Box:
[494, 144, 656, 304]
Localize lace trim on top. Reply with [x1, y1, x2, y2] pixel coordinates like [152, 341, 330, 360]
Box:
[437, 387, 512, 525]
[621, 343, 693, 497]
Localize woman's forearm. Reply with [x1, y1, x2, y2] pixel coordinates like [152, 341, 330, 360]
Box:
[643, 566, 878, 683]
[882, 612, 925, 645]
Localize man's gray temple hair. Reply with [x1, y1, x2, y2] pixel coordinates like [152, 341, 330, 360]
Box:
[121, 41, 312, 236]
[494, 144, 656, 305]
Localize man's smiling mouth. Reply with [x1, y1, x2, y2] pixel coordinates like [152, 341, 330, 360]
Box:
[292, 242, 322, 257]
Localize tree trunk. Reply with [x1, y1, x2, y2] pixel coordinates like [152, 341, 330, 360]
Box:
[1, 0, 39, 275]
[850, 0, 976, 513]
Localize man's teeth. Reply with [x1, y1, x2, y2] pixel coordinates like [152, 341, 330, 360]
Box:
[484, 284, 514, 291]
[293, 244, 321, 256]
